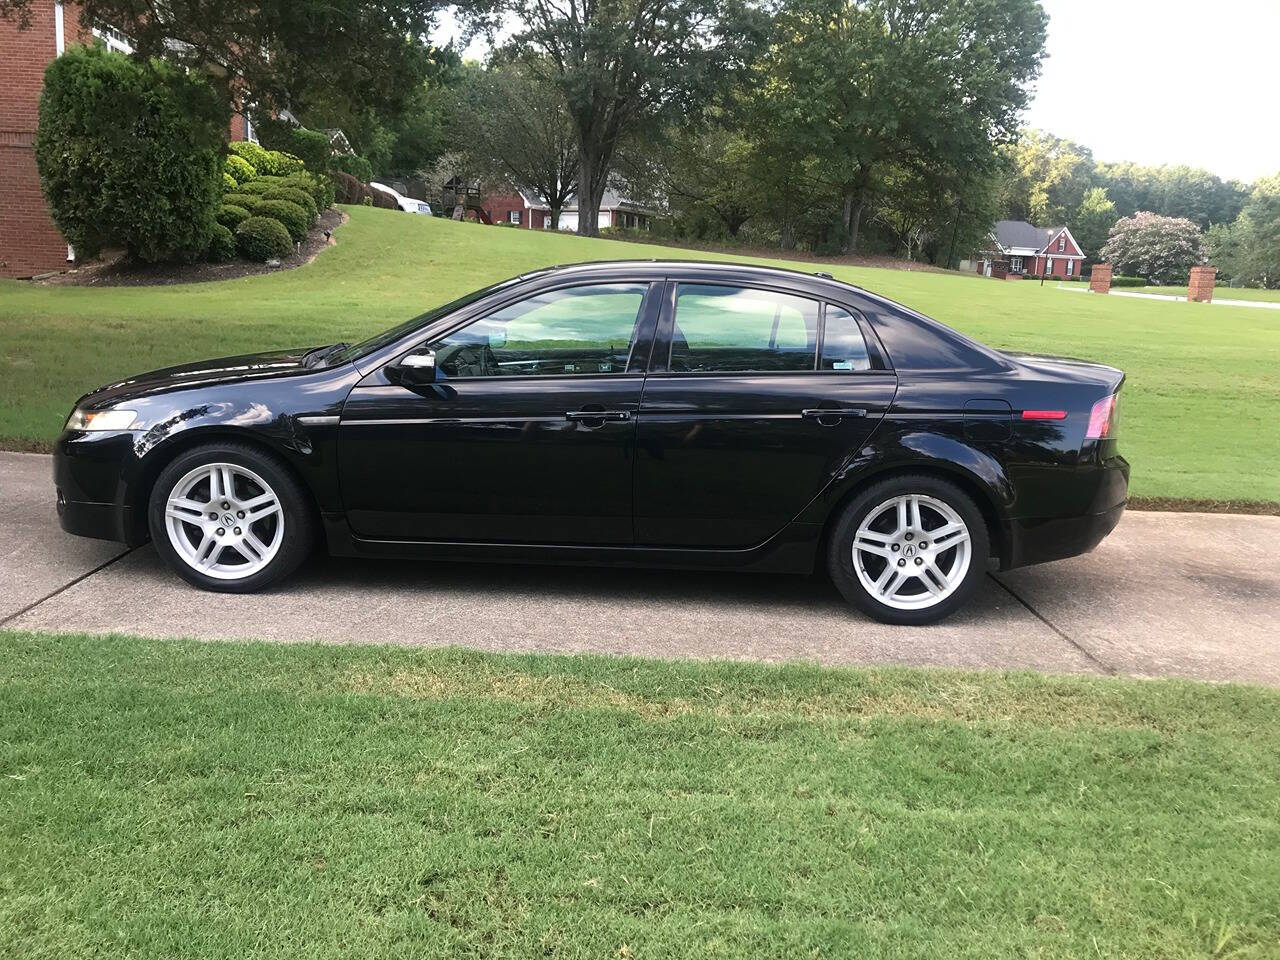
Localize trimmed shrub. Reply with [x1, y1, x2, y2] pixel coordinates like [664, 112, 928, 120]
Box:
[222, 171, 237, 190]
[283, 128, 329, 172]
[35, 45, 228, 263]
[222, 192, 259, 211]
[206, 222, 237, 261]
[1111, 275, 1147, 288]
[224, 154, 255, 185]
[216, 204, 251, 229]
[257, 149, 305, 178]
[369, 185, 399, 210]
[253, 199, 309, 242]
[329, 153, 374, 183]
[263, 187, 317, 223]
[332, 171, 362, 205]
[227, 140, 270, 174]
[237, 178, 282, 196]
[235, 216, 293, 261]
[281, 171, 333, 211]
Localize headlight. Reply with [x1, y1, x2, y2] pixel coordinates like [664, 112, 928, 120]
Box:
[65, 407, 138, 431]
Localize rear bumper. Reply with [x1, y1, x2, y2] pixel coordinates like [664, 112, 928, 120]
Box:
[1003, 454, 1129, 569]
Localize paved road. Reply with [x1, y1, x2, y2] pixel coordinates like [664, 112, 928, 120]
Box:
[4, 452, 1278, 685]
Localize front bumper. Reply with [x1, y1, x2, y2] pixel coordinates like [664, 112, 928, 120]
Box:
[1003, 454, 1129, 569]
[53, 429, 148, 545]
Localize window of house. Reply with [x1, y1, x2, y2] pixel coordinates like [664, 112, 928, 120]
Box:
[432, 284, 648, 378]
[1057, 234, 1066, 252]
[1010, 256, 1024, 272]
[820, 307, 871, 372]
[508, 210, 522, 225]
[1046, 258, 1054, 274]
[1066, 259, 1074, 276]
[670, 285, 819, 373]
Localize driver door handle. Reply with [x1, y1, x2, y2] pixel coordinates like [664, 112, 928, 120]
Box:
[801, 407, 867, 420]
[566, 409, 632, 422]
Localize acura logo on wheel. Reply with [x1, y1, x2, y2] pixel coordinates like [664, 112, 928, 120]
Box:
[223, 513, 236, 526]
[904, 545, 915, 557]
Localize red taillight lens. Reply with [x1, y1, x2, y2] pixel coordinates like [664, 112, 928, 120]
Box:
[1021, 409, 1067, 420]
[1086, 394, 1117, 439]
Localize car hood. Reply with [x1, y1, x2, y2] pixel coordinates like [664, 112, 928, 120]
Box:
[78, 347, 324, 409]
[1001, 351, 1125, 390]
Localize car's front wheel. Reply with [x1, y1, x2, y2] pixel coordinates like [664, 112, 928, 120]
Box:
[147, 443, 315, 592]
[828, 475, 990, 625]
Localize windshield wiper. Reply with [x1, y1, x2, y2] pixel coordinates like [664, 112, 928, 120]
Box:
[301, 343, 351, 368]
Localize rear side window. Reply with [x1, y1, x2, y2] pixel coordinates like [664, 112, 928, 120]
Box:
[670, 284, 819, 373]
[820, 307, 872, 371]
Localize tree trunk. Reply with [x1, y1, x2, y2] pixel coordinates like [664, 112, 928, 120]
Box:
[549, 205, 561, 229]
[577, 149, 601, 237]
[842, 187, 866, 254]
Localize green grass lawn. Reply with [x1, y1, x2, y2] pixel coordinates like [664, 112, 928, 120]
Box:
[1, 207, 1277, 504]
[1144, 286, 1280, 303]
[2, 630, 1277, 959]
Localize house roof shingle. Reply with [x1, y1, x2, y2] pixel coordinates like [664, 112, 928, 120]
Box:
[993, 220, 1057, 251]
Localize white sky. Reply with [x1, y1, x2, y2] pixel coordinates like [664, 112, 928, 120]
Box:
[432, 0, 1280, 184]
[1024, 0, 1280, 183]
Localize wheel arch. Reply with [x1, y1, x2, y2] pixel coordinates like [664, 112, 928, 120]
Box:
[126, 428, 324, 544]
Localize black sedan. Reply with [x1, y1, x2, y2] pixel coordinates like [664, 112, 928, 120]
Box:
[54, 261, 1128, 624]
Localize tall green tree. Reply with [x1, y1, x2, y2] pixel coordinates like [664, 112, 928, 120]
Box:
[1072, 187, 1116, 262]
[473, 0, 762, 235]
[1224, 174, 1280, 287]
[997, 130, 1094, 226]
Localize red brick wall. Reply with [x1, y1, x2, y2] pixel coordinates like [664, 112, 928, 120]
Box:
[1090, 263, 1113, 294]
[0, 2, 90, 278]
[1188, 265, 1216, 303]
[482, 192, 533, 228]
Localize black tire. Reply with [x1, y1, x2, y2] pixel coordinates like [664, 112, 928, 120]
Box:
[827, 474, 991, 626]
[147, 442, 316, 593]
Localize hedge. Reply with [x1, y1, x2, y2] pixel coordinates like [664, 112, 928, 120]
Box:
[1111, 275, 1147, 287]
[236, 179, 281, 196]
[332, 171, 364, 205]
[34, 45, 227, 263]
[227, 140, 271, 174]
[222, 171, 237, 190]
[216, 204, 251, 229]
[222, 192, 259, 211]
[235, 216, 293, 261]
[253, 199, 309, 242]
[369, 185, 399, 210]
[263, 187, 317, 223]
[280, 171, 333, 211]
[256, 150, 305, 178]
[206, 222, 237, 262]
[224, 154, 256, 185]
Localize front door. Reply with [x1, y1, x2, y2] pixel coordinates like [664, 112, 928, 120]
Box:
[634, 282, 897, 548]
[339, 282, 656, 544]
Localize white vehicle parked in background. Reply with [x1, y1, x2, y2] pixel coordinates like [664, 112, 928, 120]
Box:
[370, 182, 433, 216]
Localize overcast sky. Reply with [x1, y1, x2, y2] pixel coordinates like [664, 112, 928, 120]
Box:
[1025, 0, 1279, 183]
[433, 0, 1279, 185]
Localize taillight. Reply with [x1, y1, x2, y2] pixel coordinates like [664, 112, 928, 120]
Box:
[1086, 394, 1117, 439]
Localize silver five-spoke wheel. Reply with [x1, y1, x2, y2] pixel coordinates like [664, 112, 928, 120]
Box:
[164, 462, 284, 581]
[852, 494, 972, 611]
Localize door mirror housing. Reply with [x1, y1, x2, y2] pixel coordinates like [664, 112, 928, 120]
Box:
[390, 349, 436, 385]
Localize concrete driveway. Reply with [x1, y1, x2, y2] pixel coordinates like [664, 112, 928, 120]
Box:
[4, 451, 1278, 685]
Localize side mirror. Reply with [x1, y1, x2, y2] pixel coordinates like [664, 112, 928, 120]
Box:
[390, 349, 436, 385]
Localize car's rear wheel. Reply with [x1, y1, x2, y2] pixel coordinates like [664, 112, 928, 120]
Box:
[147, 443, 315, 593]
[828, 474, 990, 625]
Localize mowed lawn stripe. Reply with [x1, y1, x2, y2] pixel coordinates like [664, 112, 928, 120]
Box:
[1, 630, 1278, 959]
[1, 206, 1277, 503]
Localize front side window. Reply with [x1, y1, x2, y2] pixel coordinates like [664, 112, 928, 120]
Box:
[820, 307, 872, 371]
[432, 283, 648, 379]
[670, 284, 819, 373]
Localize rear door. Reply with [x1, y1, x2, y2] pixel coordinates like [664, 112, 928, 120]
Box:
[634, 281, 897, 547]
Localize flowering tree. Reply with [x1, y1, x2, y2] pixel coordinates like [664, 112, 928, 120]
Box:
[1100, 211, 1206, 284]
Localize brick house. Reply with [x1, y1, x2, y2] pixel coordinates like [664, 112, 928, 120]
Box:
[481, 188, 653, 231]
[976, 220, 1086, 280]
[1, 5, 254, 278]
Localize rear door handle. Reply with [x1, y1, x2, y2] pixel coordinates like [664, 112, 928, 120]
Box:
[801, 407, 867, 420]
[565, 409, 631, 422]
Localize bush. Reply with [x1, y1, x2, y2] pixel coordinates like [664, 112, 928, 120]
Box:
[222, 171, 237, 191]
[235, 216, 293, 261]
[206, 222, 237, 262]
[332, 171, 363, 205]
[280, 171, 333, 211]
[224, 154, 255, 185]
[236, 178, 282, 196]
[222, 192, 259, 211]
[253, 199, 309, 242]
[35, 45, 228, 262]
[257, 149, 305, 178]
[329, 153, 374, 183]
[369, 185, 399, 210]
[227, 140, 270, 174]
[1111, 275, 1147, 288]
[216, 204, 251, 229]
[263, 187, 317, 223]
[283, 128, 330, 172]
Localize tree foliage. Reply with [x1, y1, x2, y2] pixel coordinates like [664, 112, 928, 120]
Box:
[35, 45, 228, 263]
[1100, 212, 1206, 284]
[1072, 187, 1116, 264]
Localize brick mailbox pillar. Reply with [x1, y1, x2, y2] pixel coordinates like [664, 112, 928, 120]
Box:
[1089, 263, 1113, 294]
[1188, 265, 1216, 303]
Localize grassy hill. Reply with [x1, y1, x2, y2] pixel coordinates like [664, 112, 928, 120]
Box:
[1, 206, 1276, 505]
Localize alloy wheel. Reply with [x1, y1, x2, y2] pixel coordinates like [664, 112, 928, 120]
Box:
[163, 462, 284, 580]
[852, 494, 972, 611]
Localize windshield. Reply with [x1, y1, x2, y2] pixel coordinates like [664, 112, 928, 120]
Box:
[327, 276, 529, 366]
